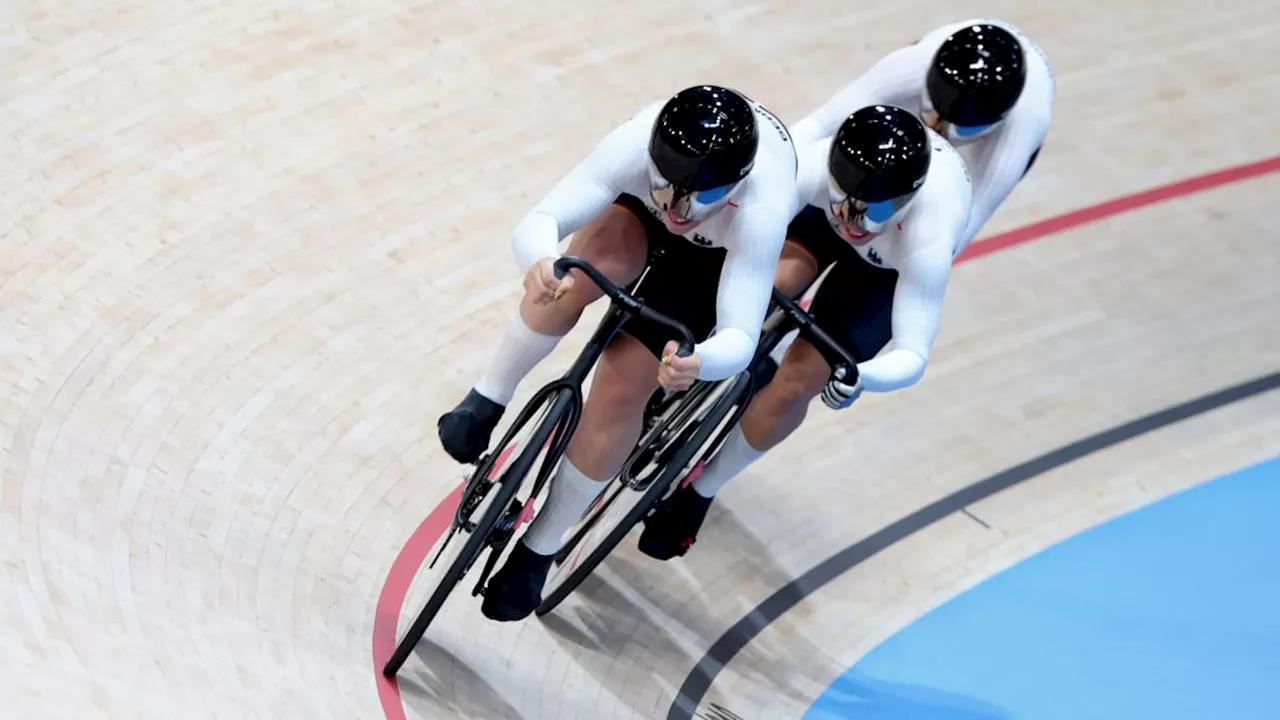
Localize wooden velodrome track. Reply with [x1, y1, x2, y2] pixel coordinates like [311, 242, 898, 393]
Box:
[2, 0, 1278, 718]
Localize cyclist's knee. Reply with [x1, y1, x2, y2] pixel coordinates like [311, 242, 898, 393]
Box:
[772, 339, 830, 403]
[519, 285, 587, 335]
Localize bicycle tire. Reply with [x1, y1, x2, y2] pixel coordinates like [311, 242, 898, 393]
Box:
[534, 373, 750, 615]
[551, 382, 713, 566]
[382, 389, 572, 677]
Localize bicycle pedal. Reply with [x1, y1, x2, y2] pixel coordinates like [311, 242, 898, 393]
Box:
[487, 499, 525, 548]
[472, 543, 506, 597]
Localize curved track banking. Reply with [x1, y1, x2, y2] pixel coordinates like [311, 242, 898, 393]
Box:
[666, 370, 1280, 719]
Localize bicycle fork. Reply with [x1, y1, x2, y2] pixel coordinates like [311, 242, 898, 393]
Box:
[469, 388, 582, 597]
[470, 497, 528, 596]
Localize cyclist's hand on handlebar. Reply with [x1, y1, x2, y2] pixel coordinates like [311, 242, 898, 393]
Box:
[821, 367, 863, 410]
[659, 340, 701, 391]
[525, 256, 573, 304]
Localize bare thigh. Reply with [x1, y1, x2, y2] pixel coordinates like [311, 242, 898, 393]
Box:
[740, 336, 830, 450]
[521, 204, 650, 335]
[565, 331, 661, 479]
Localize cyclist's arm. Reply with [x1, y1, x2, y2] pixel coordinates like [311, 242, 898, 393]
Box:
[856, 243, 950, 392]
[510, 108, 654, 271]
[696, 205, 791, 381]
[959, 96, 1052, 252]
[791, 42, 933, 146]
[855, 179, 969, 392]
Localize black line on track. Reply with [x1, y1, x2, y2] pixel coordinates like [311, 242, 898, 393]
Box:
[668, 370, 1280, 720]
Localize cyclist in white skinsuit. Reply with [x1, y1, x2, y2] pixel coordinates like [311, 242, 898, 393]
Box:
[638, 21, 1054, 559]
[435, 86, 802, 621]
[795, 18, 1055, 252]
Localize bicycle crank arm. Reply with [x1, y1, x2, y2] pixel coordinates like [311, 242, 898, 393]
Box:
[471, 543, 503, 597]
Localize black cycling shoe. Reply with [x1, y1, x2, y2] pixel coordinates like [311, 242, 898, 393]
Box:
[638, 482, 714, 560]
[480, 541, 555, 622]
[437, 389, 505, 464]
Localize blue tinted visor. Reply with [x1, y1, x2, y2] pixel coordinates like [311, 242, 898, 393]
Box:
[829, 176, 920, 236]
[863, 199, 901, 224]
[954, 122, 995, 138]
[693, 184, 732, 205]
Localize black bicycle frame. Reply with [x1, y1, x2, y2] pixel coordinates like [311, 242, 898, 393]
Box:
[765, 288, 858, 385]
[694, 288, 861, 464]
[468, 256, 699, 504]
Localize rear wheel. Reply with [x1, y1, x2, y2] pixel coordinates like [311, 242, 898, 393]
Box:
[535, 373, 750, 615]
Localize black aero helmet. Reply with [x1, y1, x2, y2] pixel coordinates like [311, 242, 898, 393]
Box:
[926, 23, 1026, 130]
[649, 85, 759, 194]
[827, 105, 931, 236]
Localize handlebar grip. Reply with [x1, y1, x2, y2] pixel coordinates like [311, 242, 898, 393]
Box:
[552, 256, 593, 283]
[769, 289, 859, 385]
[810, 324, 860, 385]
[552, 256, 697, 358]
[637, 306, 696, 358]
[552, 256, 631, 308]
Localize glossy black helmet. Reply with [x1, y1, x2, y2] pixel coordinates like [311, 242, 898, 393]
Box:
[649, 85, 758, 194]
[925, 23, 1026, 133]
[827, 104, 931, 237]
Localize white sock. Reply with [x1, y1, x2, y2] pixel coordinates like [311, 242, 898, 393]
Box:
[691, 424, 765, 498]
[473, 310, 564, 406]
[521, 459, 605, 555]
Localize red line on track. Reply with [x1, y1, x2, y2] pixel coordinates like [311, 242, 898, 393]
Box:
[955, 156, 1280, 264]
[372, 155, 1280, 720]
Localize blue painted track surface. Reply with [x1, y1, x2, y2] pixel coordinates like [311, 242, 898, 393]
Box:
[804, 456, 1280, 720]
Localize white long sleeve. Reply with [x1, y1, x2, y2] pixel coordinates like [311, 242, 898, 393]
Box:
[856, 240, 951, 392]
[510, 107, 655, 272]
[957, 65, 1054, 250]
[791, 42, 932, 147]
[511, 212, 562, 272]
[695, 200, 792, 380]
[855, 140, 970, 392]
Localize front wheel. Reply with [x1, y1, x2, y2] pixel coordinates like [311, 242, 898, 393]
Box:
[535, 373, 749, 615]
[382, 389, 573, 677]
